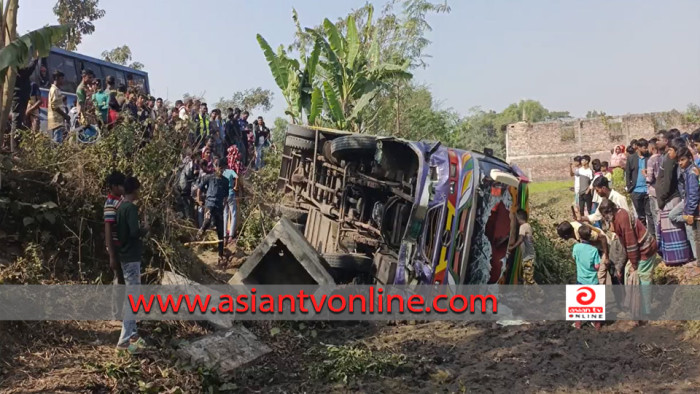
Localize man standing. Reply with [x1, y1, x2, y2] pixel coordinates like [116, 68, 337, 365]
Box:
[195, 103, 210, 146]
[25, 81, 42, 132]
[76, 69, 95, 113]
[11, 57, 38, 135]
[626, 139, 654, 238]
[154, 97, 168, 122]
[253, 116, 271, 170]
[48, 71, 70, 143]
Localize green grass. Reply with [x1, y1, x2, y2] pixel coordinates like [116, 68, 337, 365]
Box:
[528, 180, 571, 194]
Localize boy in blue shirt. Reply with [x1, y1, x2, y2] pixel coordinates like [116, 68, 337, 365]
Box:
[571, 225, 601, 329]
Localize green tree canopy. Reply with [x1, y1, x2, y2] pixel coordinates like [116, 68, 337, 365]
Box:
[101, 45, 144, 70]
[214, 88, 274, 113]
[53, 0, 105, 51]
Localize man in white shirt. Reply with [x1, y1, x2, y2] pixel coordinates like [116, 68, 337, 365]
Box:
[569, 156, 583, 207]
[580, 176, 631, 223]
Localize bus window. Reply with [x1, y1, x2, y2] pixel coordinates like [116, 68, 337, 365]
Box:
[30, 58, 51, 89]
[420, 205, 443, 262]
[47, 53, 78, 93]
[102, 66, 126, 88]
[83, 61, 104, 82]
[131, 74, 146, 92]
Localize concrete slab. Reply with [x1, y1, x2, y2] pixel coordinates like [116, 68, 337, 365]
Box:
[177, 325, 271, 378]
[229, 218, 335, 285]
[161, 271, 233, 330]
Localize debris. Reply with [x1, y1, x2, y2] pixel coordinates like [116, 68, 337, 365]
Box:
[177, 325, 271, 378]
[229, 218, 335, 285]
[161, 271, 233, 330]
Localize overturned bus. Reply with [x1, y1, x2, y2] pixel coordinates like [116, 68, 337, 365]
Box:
[276, 125, 530, 286]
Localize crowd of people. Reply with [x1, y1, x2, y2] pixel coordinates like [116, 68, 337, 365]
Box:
[44, 66, 277, 260]
[556, 128, 700, 328]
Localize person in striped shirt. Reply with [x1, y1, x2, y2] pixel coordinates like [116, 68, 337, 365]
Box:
[104, 171, 126, 283]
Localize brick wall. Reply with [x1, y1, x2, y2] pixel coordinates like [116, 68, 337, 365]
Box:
[505, 111, 700, 181]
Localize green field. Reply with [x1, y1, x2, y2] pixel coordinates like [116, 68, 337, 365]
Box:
[528, 180, 572, 194]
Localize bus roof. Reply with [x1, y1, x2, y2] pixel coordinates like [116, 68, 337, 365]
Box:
[50, 47, 149, 77]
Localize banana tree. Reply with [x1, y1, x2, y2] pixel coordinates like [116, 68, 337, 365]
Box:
[256, 33, 322, 125]
[306, 14, 412, 132]
[0, 22, 70, 148]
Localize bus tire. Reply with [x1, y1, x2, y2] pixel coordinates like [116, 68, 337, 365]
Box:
[330, 135, 376, 161]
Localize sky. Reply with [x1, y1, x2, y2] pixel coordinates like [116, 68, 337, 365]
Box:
[19, 0, 700, 120]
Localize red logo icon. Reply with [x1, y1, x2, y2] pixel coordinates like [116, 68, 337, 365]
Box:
[576, 287, 596, 305]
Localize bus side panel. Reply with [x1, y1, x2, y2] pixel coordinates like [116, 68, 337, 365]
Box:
[433, 149, 459, 284]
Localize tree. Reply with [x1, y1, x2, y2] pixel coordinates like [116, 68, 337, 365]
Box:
[291, 0, 451, 69]
[586, 110, 606, 118]
[257, 34, 320, 124]
[214, 88, 274, 113]
[101, 45, 144, 70]
[53, 0, 105, 51]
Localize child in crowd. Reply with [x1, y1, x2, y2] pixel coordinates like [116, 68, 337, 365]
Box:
[601, 161, 612, 186]
[104, 171, 126, 282]
[211, 129, 225, 159]
[571, 225, 602, 329]
[590, 159, 603, 228]
[669, 147, 700, 264]
[115, 176, 148, 352]
[508, 209, 536, 285]
[569, 156, 582, 209]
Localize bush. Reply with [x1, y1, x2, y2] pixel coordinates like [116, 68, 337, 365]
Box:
[8, 120, 192, 281]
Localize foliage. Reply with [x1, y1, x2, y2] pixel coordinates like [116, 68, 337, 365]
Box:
[307, 344, 412, 384]
[53, 0, 105, 51]
[13, 118, 195, 281]
[259, 7, 413, 131]
[291, 0, 451, 69]
[0, 243, 44, 284]
[0, 25, 69, 80]
[586, 110, 607, 118]
[272, 117, 287, 145]
[236, 150, 282, 252]
[684, 103, 700, 125]
[100, 45, 144, 70]
[214, 87, 274, 113]
[256, 33, 319, 123]
[305, 13, 413, 131]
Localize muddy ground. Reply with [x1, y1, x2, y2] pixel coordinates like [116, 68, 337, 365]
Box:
[2, 185, 700, 393]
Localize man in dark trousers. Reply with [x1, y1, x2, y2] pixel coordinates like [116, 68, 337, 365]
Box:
[625, 138, 655, 238]
[10, 57, 38, 147]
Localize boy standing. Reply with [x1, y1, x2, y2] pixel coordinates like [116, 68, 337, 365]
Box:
[116, 176, 148, 351]
[601, 161, 613, 186]
[508, 209, 536, 284]
[104, 171, 125, 283]
[644, 138, 662, 230]
[571, 225, 602, 329]
[569, 156, 583, 208]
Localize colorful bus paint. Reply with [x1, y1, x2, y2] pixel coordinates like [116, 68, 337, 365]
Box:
[433, 149, 459, 284]
[448, 153, 475, 286]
